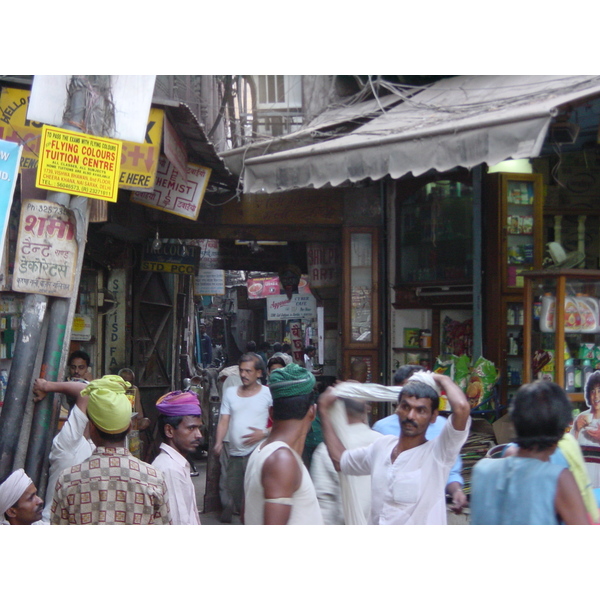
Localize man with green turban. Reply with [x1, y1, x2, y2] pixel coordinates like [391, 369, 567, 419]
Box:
[243, 363, 323, 524]
[51, 375, 172, 525]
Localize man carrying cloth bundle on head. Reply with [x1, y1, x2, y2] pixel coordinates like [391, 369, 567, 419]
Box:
[319, 370, 471, 525]
[152, 390, 203, 525]
[0, 469, 44, 525]
[244, 363, 323, 525]
[51, 375, 172, 525]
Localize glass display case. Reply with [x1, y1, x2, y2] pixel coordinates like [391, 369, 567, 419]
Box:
[523, 269, 600, 401]
[497, 173, 543, 293]
[399, 180, 473, 284]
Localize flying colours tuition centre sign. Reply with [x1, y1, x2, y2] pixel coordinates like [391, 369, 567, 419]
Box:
[35, 125, 122, 202]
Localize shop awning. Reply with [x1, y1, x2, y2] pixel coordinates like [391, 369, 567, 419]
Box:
[240, 75, 600, 194]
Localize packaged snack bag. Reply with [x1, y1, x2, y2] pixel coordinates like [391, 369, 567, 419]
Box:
[465, 357, 499, 409]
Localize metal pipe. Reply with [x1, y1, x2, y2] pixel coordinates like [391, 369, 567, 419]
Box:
[24, 299, 69, 489]
[472, 165, 483, 360]
[0, 295, 48, 479]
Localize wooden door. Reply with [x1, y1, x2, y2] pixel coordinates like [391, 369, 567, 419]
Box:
[341, 227, 381, 383]
[132, 270, 174, 417]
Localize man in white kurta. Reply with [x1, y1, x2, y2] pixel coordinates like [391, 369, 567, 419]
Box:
[310, 400, 381, 524]
[340, 420, 468, 524]
[32, 378, 94, 523]
[319, 371, 471, 525]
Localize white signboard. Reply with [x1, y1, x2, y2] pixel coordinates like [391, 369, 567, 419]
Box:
[130, 155, 211, 221]
[195, 269, 226, 296]
[190, 239, 220, 269]
[28, 76, 156, 144]
[13, 200, 78, 298]
[266, 294, 317, 321]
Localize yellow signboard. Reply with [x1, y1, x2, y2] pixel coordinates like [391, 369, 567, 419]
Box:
[119, 107, 163, 190]
[0, 86, 44, 171]
[0, 87, 163, 190]
[141, 261, 195, 275]
[36, 125, 123, 202]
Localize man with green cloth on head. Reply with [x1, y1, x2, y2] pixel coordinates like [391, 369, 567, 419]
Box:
[243, 363, 323, 525]
[51, 375, 172, 525]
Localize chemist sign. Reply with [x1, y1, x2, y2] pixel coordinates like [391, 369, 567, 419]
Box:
[266, 294, 317, 321]
[131, 155, 211, 220]
[36, 125, 123, 202]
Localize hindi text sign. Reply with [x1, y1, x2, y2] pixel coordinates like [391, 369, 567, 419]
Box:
[13, 200, 78, 298]
[131, 155, 211, 221]
[36, 125, 122, 202]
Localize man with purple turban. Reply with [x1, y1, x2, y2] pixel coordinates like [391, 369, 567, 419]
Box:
[152, 390, 203, 525]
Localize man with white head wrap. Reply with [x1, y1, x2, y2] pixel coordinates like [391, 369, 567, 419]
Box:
[319, 371, 471, 525]
[0, 469, 44, 525]
[372, 365, 468, 514]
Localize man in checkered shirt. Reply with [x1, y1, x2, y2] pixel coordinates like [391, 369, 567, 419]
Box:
[51, 375, 172, 525]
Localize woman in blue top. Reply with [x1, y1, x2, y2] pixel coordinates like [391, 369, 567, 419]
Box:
[470, 381, 589, 525]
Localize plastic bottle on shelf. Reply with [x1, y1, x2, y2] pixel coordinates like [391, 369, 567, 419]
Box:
[508, 334, 517, 356]
[565, 359, 575, 393]
[574, 360, 583, 392]
[583, 359, 594, 390]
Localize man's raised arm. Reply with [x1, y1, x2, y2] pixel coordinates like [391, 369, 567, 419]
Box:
[432, 373, 470, 431]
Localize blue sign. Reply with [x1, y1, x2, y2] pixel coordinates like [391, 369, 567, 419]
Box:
[0, 139, 22, 259]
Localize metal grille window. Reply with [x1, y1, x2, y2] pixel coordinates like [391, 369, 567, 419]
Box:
[258, 75, 285, 105]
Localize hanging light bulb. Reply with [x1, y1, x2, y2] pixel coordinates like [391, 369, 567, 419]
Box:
[179, 239, 188, 257]
[152, 228, 162, 251]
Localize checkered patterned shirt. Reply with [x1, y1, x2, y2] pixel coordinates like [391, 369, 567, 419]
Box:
[51, 446, 172, 525]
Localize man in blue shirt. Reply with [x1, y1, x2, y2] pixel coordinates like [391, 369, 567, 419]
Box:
[372, 365, 467, 514]
[199, 323, 213, 368]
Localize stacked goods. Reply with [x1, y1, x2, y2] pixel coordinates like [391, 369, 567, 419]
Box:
[433, 355, 499, 411]
[540, 294, 600, 333]
[460, 427, 497, 496]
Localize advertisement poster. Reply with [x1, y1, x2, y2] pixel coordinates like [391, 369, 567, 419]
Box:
[13, 200, 78, 297]
[131, 155, 212, 221]
[247, 276, 280, 298]
[247, 275, 311, 299]
[266, 294, 317, 321]
[36, 125, 123, 202]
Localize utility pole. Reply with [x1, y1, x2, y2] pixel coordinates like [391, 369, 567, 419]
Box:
[0, 76, 114, 484]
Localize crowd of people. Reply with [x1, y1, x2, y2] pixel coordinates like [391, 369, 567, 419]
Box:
[2, 340, 599, 525]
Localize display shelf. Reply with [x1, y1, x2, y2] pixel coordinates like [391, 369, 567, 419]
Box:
[523, 269, 600, 400]
[399, 180, 474, 285]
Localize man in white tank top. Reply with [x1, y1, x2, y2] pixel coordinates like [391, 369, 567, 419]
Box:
[243, 363, 323, 525]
